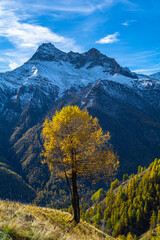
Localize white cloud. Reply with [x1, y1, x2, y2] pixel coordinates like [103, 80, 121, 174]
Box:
[9, 0, 135, 15]
[0, 6, 81, 51]
[122, 21, 129, 26]
[22, 0, 113, 14]
[110, 50, 160, 75]
[134, 67, 160, 75]
[9, 61, 20, 70]
[122, 19, 137, 26]
[96, 32, 120, 44]
[0, 1, 82, 71]
[0, 49, 33, 71]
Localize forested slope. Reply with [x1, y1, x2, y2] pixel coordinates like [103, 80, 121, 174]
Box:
[82, 158, 160, 239]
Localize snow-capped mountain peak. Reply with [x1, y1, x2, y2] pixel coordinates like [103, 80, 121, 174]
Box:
[29, 43, 137, 78]
[1, 43, 160, 116]
[30, 42, 67, 62]
[85, 48, 101, 57]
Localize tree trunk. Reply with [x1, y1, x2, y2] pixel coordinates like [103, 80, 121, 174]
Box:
[72, 171, 80, 223]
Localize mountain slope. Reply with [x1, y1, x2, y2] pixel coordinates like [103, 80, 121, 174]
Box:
[1, 43, 160, 203]
[0, 163, 35, 202]
[0, 43, 138, 117]
[0, 200, 113, 240]
[150, 72, 160, 80]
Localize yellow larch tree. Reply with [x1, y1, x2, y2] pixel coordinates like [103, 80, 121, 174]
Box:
[42, 105, 119, 223]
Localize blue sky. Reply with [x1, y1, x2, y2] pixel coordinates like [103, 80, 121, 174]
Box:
[0, 0, 160, 75]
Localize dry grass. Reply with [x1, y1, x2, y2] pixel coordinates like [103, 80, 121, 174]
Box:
[139, 227, 160, 240]
[0, 200, 114, 240]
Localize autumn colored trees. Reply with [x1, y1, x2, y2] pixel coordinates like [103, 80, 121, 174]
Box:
[42, 105, 118, 223]
[83, 158, 160, 237]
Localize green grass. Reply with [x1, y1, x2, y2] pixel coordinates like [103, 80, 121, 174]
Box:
[0, 200, 114, 240]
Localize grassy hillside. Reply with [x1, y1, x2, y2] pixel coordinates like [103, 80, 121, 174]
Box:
[0, 200, 114, 240]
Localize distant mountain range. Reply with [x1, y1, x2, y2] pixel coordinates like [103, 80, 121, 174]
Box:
[0, 43, 160, 203]
[149, 71, 160, 80]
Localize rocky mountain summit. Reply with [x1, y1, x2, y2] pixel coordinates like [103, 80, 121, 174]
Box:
[0, 43, 159, 121]
[30, 43, 136, 77]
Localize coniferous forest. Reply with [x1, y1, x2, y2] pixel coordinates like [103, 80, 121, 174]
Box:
[82, 158, 160, 238]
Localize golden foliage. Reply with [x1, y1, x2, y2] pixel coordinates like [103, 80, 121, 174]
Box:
[42, 105, 118, 179]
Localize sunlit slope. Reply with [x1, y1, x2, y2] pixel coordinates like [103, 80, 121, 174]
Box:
[0, 200, 114, 240]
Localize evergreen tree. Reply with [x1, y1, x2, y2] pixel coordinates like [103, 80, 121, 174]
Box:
[150, 210, 157, 229]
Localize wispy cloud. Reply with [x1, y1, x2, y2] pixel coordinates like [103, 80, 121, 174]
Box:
[134, 67, 160, 75]
[9, 61, 21, 70]
[122, 21, 129, 26]
[15, 0, 135, 15]
[110, 50, 160, 75]
[4, 0, 109, 16]
[122, 19, 137, 26]
[29, 4, 96, 14]
[0, 1, 82, 70]
[96, 32, 120, 44]
[0, 4, 81, 51]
